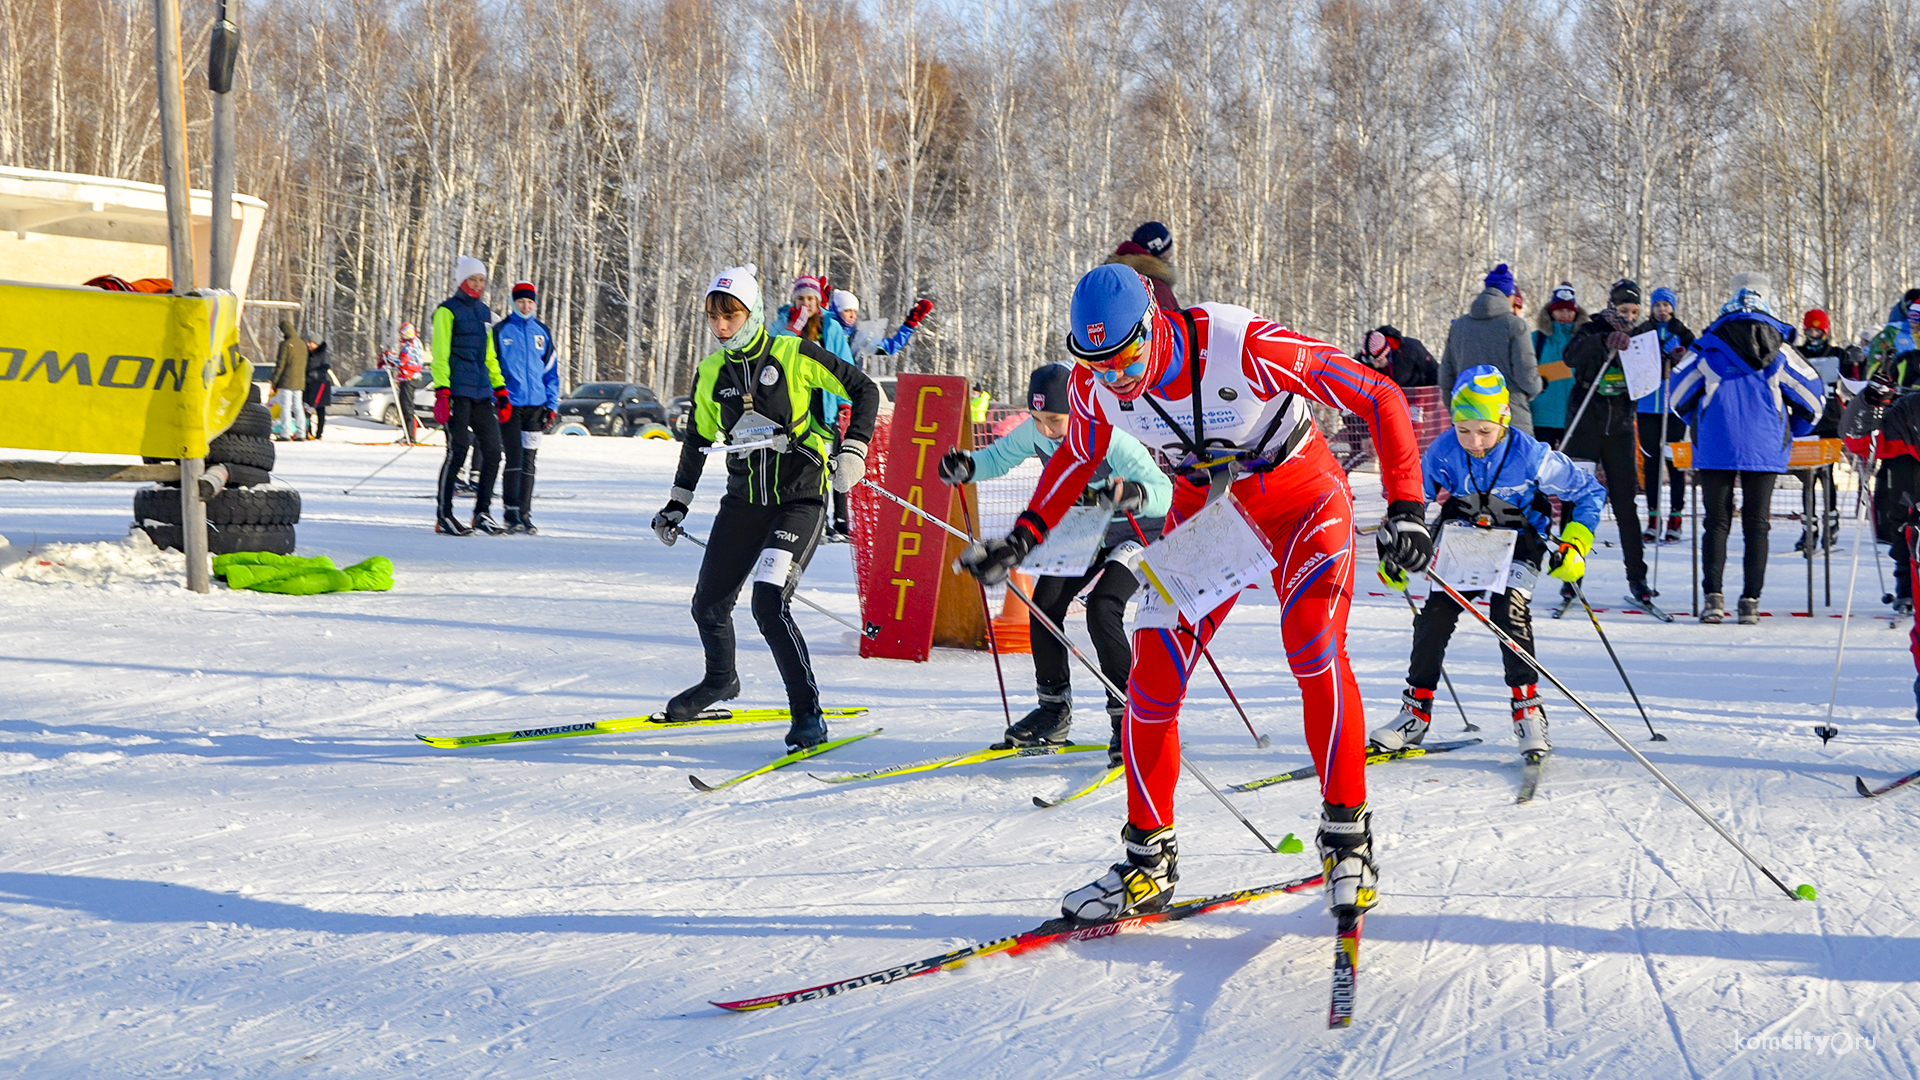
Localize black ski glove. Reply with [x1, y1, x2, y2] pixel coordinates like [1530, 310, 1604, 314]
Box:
[937, 447, 975, 486]
[957, 526, 1038, 586]
[652, 500, 688, 546]
[1375, 500, 1433, 576]
[1099, 478, 1146, 515]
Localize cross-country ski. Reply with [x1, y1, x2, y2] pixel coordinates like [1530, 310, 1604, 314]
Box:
[416, 705, 871, 749]
[689, 730, 883, 792]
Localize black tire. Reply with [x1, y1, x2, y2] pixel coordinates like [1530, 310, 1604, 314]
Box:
[206, 432, 275, 472]
[608, 415, 627, 437]
[135, 485, 301, 527]
[140, 521, 296, 556]
[382, 403, 402, 426]
[225, 400, 272, 439]
[142, 462, 272, 489]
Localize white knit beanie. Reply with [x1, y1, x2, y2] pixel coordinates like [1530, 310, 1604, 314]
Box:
[453, 255, 487, 287]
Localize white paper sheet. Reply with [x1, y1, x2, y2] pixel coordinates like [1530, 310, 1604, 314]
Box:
[1022, 505, 1110, 578]
[1139, 495, 1278, 625]
[1430, 522, 1519, 594]
[1621, 330, 1664, 402]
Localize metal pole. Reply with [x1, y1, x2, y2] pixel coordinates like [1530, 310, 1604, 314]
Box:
[1429, 570, 1810, 901]
[1818, 446, 1877, 743]
[1805, 472, 1815, 615]
[863, 479, 1285, 853]
[153, 0, 207, 593]
[208, 0, 239, 291]
[1573, 583, 1667, 740]
[956, 485, 1015, 732]
[1403, 593, 1478, 732]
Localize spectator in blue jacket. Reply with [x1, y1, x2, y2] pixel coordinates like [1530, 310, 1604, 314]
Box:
[935, 362, 1172, 767]
[1667, 272, 1827, 624]
[1371, 366, 1606, 758]
[830, 289, 933, 368]
[775, 276, 854, 366]
[493, 281, 560, 534]
[1637, 287, 1696, 545]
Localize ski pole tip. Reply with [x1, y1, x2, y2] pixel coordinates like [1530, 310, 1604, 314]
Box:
[1651, 733, 1669, 742]
[1275, 833, 1304, 854]
[1795, 883, 1818, 901]
[1257, 734, 1272, 748]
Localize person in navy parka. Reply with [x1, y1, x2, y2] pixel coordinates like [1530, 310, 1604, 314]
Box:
[1666, 272, 1827, 624]
[493, 281, 561, 534]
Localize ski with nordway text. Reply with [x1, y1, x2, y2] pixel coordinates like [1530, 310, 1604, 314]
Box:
[416, 706, 869, 749]
[710, 871, 1325, 1012]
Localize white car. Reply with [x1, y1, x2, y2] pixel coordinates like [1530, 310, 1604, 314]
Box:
[331, 369, 438, 428]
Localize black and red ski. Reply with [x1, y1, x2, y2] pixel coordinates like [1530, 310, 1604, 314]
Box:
[1328, 911, 1364, 1027]
[1857, 767, 1920, 798]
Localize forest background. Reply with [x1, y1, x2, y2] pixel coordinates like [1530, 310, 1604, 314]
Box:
[3, 0, 1917, 399]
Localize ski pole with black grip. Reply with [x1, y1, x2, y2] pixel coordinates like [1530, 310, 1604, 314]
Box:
[1427, 568, 1813, 901]
[861, 479, 1288, 853]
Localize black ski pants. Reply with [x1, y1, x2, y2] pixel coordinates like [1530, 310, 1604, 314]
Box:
[1571, 429, 1649, 587]
[393, 376, 420, 440]
[438, 395, 502, 518]
[1028, 556, 1138, 711]
[689, 494, 827, 721]
[1874, 457, 1919, 600]
[1408, 537, 1545, 691]
[500, 406, 546, 525]
[1699, 469, 1777, 599]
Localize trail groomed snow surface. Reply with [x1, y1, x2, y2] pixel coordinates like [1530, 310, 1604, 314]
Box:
[1, 428, 1916, 1078]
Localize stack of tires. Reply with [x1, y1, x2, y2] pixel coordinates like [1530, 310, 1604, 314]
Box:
[136, 400, 301, 555]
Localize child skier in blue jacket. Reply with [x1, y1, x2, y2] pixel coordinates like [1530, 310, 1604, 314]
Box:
[1373, 365, 1607, 758]
[937, 363, 1172, 764]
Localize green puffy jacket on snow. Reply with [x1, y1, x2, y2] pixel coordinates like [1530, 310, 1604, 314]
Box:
[213, 552, 393, 594]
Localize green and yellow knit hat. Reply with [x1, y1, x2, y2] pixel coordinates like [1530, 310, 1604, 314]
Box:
[1451, 365, 1512, 425]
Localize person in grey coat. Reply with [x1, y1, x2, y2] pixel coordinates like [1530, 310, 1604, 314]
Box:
[1440, 263, 1541, 434]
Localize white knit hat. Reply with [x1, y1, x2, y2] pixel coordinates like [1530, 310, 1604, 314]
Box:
[453, 255, 487, 287]
[707, 264, 761, 314]
[830, 289, 859, 314]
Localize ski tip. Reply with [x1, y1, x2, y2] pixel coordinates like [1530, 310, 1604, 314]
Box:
[1855, 776, 1876, 798]
[1795, 882, 1818, 901]
[689, 774, 715, 792]
[1032, 796, 1056, 809]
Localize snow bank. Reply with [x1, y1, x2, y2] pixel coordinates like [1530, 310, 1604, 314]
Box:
[0, 528, 184, 589]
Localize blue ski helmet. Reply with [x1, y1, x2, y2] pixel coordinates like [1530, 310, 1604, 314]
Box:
[1450, 365, 1511, 425]
[1066, 264, 1155, 363]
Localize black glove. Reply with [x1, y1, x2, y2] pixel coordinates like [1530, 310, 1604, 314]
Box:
[1099, 478, 1146, 515]
[1375, 500, 1433, 576]
[651, 500, 688, 546]
[538, 406, 556, 430]
[957, 527, 1037, 586]
[937, 447, 975, 486]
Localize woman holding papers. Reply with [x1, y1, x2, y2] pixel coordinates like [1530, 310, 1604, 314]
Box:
[937, 362, 1171, 764]
[1370, 366, 1606, 760]
[1563, 279, 1658, 604]
[957, 263, 1428, 926]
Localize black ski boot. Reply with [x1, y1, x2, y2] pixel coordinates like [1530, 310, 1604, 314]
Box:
[502, 509, 524, 534]
[664, 672, 741, 721]
[1107, 703, 1126, 769]
[518, 515, 538, 536]
[1061, 822, 1178, 921]
[435, 513, 473, 536]
[1628, 579, 1659, 605]
[785, 710, 830, 751]
[472, 513, 507, 536]
[995, 685, 1072, 748]
[1316, 802, 1378, 917]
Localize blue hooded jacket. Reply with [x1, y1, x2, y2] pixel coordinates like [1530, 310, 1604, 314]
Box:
[1423, 426, 1605, 541]
[493, 311, 559, 408]
[1667, 311, 1826, 472]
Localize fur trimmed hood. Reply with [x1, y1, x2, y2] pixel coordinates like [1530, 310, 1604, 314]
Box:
[1536, 305, 1588, 335]
[1104, 249, 1178, 287]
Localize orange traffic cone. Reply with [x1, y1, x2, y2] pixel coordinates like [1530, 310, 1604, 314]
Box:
[988, 570, 1033, 654]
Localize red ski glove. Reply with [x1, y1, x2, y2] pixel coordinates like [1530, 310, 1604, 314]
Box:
[432, 387, 451, 425]
[903, 297, 934, 328]
[495, 388, 513, 424]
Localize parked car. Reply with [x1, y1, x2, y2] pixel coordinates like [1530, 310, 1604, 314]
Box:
[329, 369, 440, 428]
[552, 382, 668, 436]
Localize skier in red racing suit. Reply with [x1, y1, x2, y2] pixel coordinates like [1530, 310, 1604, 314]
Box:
[960, 265, 1430, 923]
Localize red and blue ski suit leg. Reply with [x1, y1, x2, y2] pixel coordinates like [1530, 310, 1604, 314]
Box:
[1123, 438, 1365, 829]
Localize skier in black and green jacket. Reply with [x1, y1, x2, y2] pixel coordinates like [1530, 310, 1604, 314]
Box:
[651, 264, 880, 749]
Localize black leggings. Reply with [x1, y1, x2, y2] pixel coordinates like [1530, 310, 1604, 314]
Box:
[438, 396, 502, 517]
[1636, 413, 1686, 515]
[1573, 429, 1648, 585]
[689, 494, 827, 719]
[1699, 469, 1777, 598]
[500, 406, 545, 522]
[1028, 557, 1138, 710]
[1408, 540, 1544, 691]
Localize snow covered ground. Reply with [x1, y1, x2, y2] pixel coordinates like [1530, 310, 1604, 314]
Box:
[2, 420, 1917, 1079]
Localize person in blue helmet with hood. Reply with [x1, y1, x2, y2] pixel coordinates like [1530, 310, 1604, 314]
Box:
[1667, 272, 1828, 624]
[1371, 366, 1606, 761]
[937, 362, 1172, 766]
[493, 281, 560, 533]
[1636, 287, 1695, 545]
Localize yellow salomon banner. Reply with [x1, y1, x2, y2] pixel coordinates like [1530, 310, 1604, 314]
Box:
[0, 283, 251, 458]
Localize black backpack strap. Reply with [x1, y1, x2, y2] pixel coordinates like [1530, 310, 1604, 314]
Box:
[1140, 310, 1208, 457]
